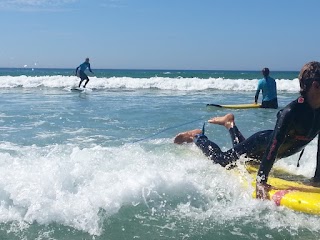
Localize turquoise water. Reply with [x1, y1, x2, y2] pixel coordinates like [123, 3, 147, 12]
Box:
[0, 67, 299, 80]
[0, 69, 319, 239]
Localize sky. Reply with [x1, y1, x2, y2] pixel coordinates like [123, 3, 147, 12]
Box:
[0, 0, 319, 70]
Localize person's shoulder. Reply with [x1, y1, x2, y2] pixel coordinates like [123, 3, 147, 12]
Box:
[270, 76, 276, 82]
[287, 97, 303, 108]
[257, 78, 265, 85]
[277, 98, 300, 116]
[284, 97, 307, 113]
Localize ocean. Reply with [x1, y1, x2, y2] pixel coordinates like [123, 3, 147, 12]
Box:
[0, 68, 319, 240]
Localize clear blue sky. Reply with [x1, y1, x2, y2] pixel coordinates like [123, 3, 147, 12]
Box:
[0, 0, 319, 70]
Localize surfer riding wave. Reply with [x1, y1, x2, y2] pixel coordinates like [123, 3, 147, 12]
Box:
[75, 57, 94, 88]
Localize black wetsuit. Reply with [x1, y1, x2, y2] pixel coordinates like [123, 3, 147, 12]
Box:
[194, 97, 320, 183]
[261, 98, 278, 109]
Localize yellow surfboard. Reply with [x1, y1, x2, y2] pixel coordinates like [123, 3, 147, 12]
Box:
[244, 165, 320, 215]
[207, 103, 262, 109]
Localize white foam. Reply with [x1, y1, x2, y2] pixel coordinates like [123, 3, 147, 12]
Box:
[0, 75, 300, 92]
[274, 137, 318, 177]
[0, 140, 319, 235]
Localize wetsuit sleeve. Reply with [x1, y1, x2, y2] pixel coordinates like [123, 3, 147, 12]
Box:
[75, 66, 79, 75]
[88, 64, 93, 73]
[313, 134, 320, 182]
[257, 107, 294, 183]
[254, 81, 262, 103]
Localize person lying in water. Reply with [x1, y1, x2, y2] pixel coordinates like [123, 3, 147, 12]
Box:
[174, 61, 320, 200]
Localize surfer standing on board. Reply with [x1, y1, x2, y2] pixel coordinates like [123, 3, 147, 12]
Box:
[75, 57, 94, 88]
[174, 61, 320, 200]
[255, 67, 278, 109]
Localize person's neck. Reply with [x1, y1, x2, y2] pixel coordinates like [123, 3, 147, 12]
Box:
[306, 92, 320, 109]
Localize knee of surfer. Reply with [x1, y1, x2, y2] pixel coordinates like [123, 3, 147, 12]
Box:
[208, 113, 235, 129]
[173, 129, 202, 144]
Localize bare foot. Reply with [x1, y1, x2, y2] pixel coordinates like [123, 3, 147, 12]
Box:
[208, 113, 235, 129]
[174, 129, 202, 144]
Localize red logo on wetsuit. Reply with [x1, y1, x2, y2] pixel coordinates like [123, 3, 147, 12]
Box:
[294, 135, 311, 141]
[298, 97, 304, 103]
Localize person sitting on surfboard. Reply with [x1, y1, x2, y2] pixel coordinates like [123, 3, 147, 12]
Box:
[75, 57, 94, 88]
[255, 68, 278, 109]
[174, 61, 320, 200]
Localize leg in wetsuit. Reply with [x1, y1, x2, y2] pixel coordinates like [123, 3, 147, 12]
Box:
[194, 125, 273, 167]
[78, 70, 90, 88]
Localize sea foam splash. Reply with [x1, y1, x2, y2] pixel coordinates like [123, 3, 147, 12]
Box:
[0, 75, 300, 92]
[0, 138, 319, 236]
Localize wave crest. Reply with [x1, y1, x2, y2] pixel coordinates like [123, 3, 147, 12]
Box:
[0, 75, 300, 92]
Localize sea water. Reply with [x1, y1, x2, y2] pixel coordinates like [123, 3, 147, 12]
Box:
[0, 68, 319, 239]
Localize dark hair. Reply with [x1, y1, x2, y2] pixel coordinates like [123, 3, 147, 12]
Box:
[299, 61, 320, 96]
[262, 68, 269, 77]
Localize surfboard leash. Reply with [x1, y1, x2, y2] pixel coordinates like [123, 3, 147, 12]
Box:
[133, 117, 206, 143]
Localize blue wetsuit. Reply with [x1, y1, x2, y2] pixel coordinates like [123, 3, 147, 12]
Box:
[194, 97, 320, 182]
[75, 62, 93, 88]
[255, 76, 278, 109]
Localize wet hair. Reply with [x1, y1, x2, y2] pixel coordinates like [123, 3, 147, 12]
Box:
[298, 61, 320, 96]
[262, 68, 269, 77]
[85, 58, 90, 62]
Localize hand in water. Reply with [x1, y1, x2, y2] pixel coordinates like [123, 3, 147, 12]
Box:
[309, 177, 320, 187]
[256, 182, 272, 199]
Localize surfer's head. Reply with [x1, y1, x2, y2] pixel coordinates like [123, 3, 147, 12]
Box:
[85, 57, 90, 62]
[299, 61, 320, 95]
[262, 68, 269, 77]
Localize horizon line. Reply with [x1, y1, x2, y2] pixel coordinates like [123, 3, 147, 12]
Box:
[0, 67, 300, 72]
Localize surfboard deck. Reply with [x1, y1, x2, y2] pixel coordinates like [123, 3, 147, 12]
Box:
[207, 103, 261, 109]
[241, 164, 320, 215]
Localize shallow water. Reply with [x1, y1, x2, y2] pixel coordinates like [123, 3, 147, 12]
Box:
[0, 71, 319, 239]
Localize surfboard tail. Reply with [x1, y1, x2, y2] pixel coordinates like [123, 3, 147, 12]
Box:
[206, 103, 223, 108]
[207, 103, 261, 109]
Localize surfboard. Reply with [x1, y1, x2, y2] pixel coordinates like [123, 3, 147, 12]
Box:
[71, 87, 85, 92]
[242, 164, 320, 215]
[207, 103, 261, 109]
